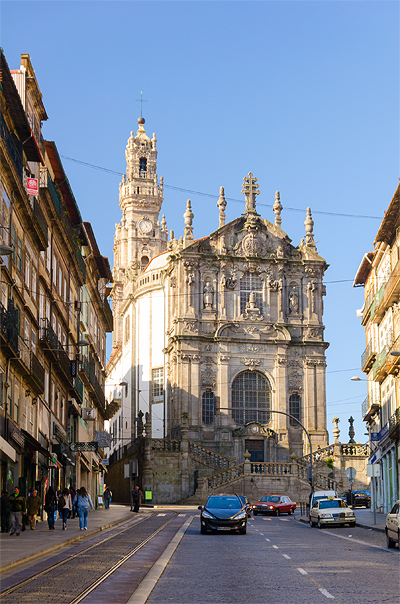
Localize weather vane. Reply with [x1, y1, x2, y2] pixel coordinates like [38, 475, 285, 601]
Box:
[135, 91, 148, 118]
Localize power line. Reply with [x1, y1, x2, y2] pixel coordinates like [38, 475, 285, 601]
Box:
[59, 154, 382, 220]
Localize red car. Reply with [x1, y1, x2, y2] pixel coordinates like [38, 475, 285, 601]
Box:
[252, 495, 296, 516]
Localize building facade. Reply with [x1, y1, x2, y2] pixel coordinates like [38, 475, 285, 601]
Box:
[354, 183, 400, 513]
[106, 117, 330, 499]
[0, 52, 113, 504]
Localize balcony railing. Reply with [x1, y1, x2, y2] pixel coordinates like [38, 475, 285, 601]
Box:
[30, 351, 45, 393]
[47, 172, 62, 215]
[361, 342, 377, 373]
[39, 318, 72, 384]
[0, 301, 19, 355]
[362, 394, 380, 421]
[372, 346, 388, 381]
[371, 284, 385, 322]
[388, 407, 400, 437]
[73, 376, 84, 403]
[0, 110, 23, 182]
[32, 197, 48, 246]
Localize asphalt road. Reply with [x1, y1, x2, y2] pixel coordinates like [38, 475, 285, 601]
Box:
[146, 514, 399, 604]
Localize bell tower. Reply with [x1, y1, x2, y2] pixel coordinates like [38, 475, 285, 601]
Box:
[111, 118, 168, 349]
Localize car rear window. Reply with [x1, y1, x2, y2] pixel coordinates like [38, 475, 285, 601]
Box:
[206, 496, 242, 509]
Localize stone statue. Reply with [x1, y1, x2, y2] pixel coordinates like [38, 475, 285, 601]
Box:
[203, 281, 214, 309]
[288, 286, 299, 314]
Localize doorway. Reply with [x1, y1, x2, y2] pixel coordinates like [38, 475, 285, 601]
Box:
[245, 439, 264, 462]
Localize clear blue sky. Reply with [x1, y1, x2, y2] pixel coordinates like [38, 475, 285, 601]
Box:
[2, 1, 399, 444]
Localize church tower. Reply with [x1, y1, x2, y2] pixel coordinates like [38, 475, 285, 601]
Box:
[111, 118, 168, 348]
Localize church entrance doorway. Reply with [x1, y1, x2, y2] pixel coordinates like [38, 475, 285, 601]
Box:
[245, 439, 264, 462]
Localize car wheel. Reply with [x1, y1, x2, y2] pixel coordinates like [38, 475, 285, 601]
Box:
[253, 511, 258, 516]
[309, 517, 316, 527]
[275, 509, 280, 516]
[288, 507, 294, 515]
[200, 525, 207, 535]
[386, 530, 395, 548]
[349, 521, 356, 528]
[239, 526, 247, 535]
[317, 517, 323, 529]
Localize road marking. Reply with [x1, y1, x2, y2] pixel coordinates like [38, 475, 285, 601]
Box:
[321, 530, 397, 553]
[297, 568, 308, 575]
[319, 588, 335, 599]
[178, 514, 186, 517]
[262, 517, 272, 521]
[279, 518, 290, 522]
[272, 545, 279, 549]
[127, 516, 194, 604]
[265, 538, 271, 542]
[157, 513, 166, 516]
[282, 554, 291, 559]
[259, 532, 264, 535]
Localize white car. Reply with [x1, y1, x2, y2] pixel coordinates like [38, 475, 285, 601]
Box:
[310, 497, 355, 528]
[385, 500, 400, 548]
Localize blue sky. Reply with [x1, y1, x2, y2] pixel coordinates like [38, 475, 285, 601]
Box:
[2, 1, 399, 443]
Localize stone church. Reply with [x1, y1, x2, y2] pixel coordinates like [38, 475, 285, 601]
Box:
[106, 117, 329, 497]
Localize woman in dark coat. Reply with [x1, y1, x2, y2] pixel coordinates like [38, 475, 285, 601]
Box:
[44, 486, 57, 530]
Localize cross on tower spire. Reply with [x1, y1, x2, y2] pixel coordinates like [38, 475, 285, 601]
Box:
[135, 91, 148, 118]
[241, 172, 260, 214]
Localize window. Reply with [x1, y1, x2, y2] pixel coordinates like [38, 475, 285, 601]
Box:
[289, 394, 301, 426]
[141, 256, 149, 271]
[139, 157, 147, 174]
[232, 371, 271, 425]
[202, 392, 216, 425]
[240, 272, 263, 314]
[124, 316, 130, 345]
[152, 368, 164, 401]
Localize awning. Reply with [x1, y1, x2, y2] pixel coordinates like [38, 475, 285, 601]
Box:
[22, 429, 50, 458]
[0, 435, 17, 462]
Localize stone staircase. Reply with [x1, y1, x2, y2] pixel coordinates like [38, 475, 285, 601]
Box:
[188, 441, 233, 471]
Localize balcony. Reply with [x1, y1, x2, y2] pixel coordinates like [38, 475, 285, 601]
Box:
[32, 197, 48, 248]
[362, 395, 380, 422]
[0, 110, 23, 183]
[0, 301, 19, 357]
[11, 336, 44, 395]
[372, 347, 388, 382]
[72, 375, 84, 404]
[39, 318, 72, 385]
[361, 342, 377, 373]
[104, 388, 121, 420]
[388, 407, 400, 439]
[370, 284, 385, 323]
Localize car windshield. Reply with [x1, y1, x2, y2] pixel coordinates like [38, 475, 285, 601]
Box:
[354, 491, 370, 496]
[313, 495, 334, 501]
[206, 496, 242, 509]
[319, 499, 346, 509]
[260, 496, 280, 503]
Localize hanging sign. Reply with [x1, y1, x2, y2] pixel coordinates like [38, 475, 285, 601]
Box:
[27, 178, 38, 196]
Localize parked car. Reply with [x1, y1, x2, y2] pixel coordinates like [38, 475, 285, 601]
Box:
[310, 498, 355, 528]
[252, 495, 296, 516]
[385, 500, 399, 548]
[352, 490, 371, 508]
[310, 490, 337, 508]
[238, 495, 252, 517]
[198, 494, 248, 534]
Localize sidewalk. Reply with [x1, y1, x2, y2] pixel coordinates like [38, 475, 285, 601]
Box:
[296, 506, 386, 533]
[0, 503, 137, 573]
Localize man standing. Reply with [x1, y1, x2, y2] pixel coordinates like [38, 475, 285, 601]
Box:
[131, 485, 142, 513]
[8, 486, 26, 536]
[26, 489, 41, 530]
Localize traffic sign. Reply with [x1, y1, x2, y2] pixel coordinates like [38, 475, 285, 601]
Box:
[345, 467, 357, 480]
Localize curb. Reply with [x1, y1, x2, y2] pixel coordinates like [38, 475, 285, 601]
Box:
[296, 515, 385, 533]
[0, 512, 138, 574]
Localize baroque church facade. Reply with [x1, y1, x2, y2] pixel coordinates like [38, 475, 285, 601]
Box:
[106, 117, 329, 472]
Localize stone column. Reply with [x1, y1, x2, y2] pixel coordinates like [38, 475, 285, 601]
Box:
[181, 412, 189, 498]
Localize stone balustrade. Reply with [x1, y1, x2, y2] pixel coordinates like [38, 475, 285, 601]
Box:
[150, 439, 181, 452]
[188, 441, 232, 470]
[207, 464, 245, 489]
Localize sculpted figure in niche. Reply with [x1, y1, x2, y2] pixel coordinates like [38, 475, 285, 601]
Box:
[203, 281, 214, 309]
[288, 285, 299, 314]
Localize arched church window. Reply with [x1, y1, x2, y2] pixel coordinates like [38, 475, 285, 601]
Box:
[232, 371, 271, 425]
[202, 391, 216, 425]
[289, 393, 301, 426]
[139, 157, 147, 175]
[240, 272, 263, 314]
[141, 256, 149, 271]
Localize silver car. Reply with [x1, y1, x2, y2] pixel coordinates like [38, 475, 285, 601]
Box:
[385, 500, 400, 548]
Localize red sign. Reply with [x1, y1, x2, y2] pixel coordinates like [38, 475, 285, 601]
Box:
[27, 178, 38, 196]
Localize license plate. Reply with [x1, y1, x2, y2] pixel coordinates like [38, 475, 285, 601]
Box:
[216, 527, 231, 531]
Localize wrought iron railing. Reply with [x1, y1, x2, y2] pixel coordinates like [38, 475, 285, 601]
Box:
[388, 407, 400, 436]
[0, 301, 19, 352]
[32, 197, 48, 244]
[30, 351, 45, 393]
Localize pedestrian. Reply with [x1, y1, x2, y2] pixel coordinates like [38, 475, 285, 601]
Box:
[26, 489, 42, 530]
[44, 486, 57, 530]
[346, 489, 353, 508]
[131, 485, 142, 513]
[8, 486, 26, 536]
[70, 486, 77, 518]
[1, 490, 10, 533]
[58, 488, 72, 530]
[73, 487, 94, 530]
[104, 486, 112, 509]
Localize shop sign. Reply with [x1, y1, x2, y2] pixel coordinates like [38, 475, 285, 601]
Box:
[27, 178, 38, 196]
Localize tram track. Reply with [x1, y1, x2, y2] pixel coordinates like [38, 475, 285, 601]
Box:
[1, 512, 179, 604]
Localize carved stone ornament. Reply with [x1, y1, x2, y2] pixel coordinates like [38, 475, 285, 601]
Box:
[307, 327, 323, 339]
[242, 358, 262, 369]
[201, 367, 216, 388]
[234, 231, 267, 258]
[183, 321, 197, 333]
[232, 422, 275, 438]
[242, 292, 264, 321]
[225, 270, 237, 290]
[268, 279, 279, 292]
[202, 356, 216, 365]
[180, 353, 201, 362]
[218, 354, 229, 363]
[239, 344, 260, 352]
[288, 371, 303, 392]
[242, 325, 260, 335]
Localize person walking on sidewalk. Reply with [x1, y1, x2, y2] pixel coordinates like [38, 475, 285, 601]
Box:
[26, 489, 41, 530]
[1, 490, 10, 533]
[73, 487, 94, 530]
[58, 488, 72, 530]
[44, 486, 57, 530]
[8, 486, 26, 536]
[131, 486, 142, 513]
[104, 487, 112, 509]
